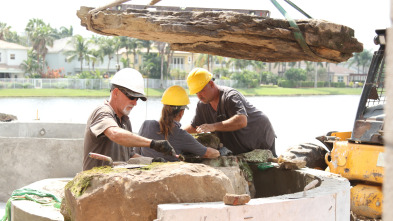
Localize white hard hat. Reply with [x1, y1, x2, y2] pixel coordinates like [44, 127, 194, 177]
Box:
[111, 68, 146, 96]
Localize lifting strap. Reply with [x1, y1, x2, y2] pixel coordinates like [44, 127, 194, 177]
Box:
[270, 0, 336, 63]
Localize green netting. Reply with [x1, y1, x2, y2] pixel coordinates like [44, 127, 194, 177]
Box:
[1, 188, 61, 221]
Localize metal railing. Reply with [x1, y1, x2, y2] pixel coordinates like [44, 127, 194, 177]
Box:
[0, 78, 238, 90]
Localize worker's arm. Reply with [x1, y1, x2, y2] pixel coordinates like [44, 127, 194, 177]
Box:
[196, 114, 247, 133]
[104, 126, 177, 156]
[104, 126, 151, 147]
[203, 147, 220, 158]
[183, 124, 198, 133]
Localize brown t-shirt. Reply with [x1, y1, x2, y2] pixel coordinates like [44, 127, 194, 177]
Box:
[83, 102, 134, 170]
[191, 86, 276, 155]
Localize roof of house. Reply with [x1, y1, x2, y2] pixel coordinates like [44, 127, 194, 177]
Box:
[328, 63, 355, 75]
[47, 37, 74, 53]
[0, 40, 29, 50]
[47, 37, 102, 53]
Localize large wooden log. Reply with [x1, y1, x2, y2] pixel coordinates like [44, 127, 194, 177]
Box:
[77, 6, 363, 63]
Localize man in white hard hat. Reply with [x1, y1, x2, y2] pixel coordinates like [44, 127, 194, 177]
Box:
[83, 68, 176, 170]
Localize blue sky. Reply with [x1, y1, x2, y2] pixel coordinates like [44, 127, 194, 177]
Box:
[1, 0, 390, 50]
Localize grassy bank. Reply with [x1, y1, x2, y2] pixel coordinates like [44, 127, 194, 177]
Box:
[0, 87, 362, 97]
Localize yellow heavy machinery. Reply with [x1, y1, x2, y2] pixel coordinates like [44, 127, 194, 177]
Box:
[320, 29, 386, 219]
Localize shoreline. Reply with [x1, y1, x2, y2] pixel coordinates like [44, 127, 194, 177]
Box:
[0, 88, 362, 97]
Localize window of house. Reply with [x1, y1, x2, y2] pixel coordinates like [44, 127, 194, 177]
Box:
[338, 76, 344, 82]
[134, 55, 139, 65]
[172, 57, 184, 70]
[10, 54, 15, 60]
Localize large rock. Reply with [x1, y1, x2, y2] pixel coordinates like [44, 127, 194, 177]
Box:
[77, 6, 363, 63]
[0, 113, 17, 122]
[280, 143, 328, 169]
[61, 162, 234, 221]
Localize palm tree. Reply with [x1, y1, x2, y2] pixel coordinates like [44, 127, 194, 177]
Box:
[21, 49, 40, 77]
[348, 52, 362, 73]
[53, 26, 73, 39]
[119, 36, 132, 68]
[99, 37, 116, 73]
[0, 22, 10, 40]
[359, 49, 373, 74]
[252, 61, 266, 83]
[232, 58, 252, 71]
[129, 38, 142, 68]
[112, 37, 121, 70]
[215, 56, 225, 69]
[304, 61, 315, 81]
[156, 41, 169, 88]
[140, 40, 152, 54]
[64, 35, 91, 73]
[25, 18, 54, 74]
[196, 54, 209, 69]
[89, 48, 104, 72]
[195, 54, 215, 71]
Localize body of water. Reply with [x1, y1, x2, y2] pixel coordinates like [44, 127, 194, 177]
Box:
[0, 95, 360, 155]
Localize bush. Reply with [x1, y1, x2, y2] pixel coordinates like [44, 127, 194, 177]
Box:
[213, 68, 232, 78]
[170, 69, 187, 80]
[261, 71, 278, 85]
[298, 81, 314, 87]
[278, 79, 297, 88]
[230, 70, 259, 88]
[331, 82, 346, 88]
[284, 68, 306, 81]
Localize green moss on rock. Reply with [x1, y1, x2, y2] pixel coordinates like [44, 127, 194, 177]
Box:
[240, 149, 273, 163]
[65, 166, 128, 197]
[193, 133, 221, 149]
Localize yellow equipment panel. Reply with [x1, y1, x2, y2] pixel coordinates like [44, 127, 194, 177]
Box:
[351, 184, 383, 219]
[325, 141, 384, 183]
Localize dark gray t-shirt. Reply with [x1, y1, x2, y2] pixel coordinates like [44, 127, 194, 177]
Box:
[83, 102, 134, 170]
[135, 120, 207, 161]
[191, 86, 276, 155]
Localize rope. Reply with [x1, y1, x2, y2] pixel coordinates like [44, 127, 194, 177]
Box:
[270, 0, 336, 63]
[1, 188, 61, 221]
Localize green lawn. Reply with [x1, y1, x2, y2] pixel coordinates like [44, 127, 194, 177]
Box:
[0, 87, 362, 97]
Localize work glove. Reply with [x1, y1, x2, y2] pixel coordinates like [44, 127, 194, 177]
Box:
[218, 146, 233, 156]
[150, 140, 177, 157]
[152, 157, 167, 162]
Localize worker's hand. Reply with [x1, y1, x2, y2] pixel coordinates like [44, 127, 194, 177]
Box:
[150, 140, 177, 157]
[218, 146, 233, 156]
[196, 123, 215, 133]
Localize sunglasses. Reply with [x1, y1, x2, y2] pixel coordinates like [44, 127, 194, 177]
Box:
[119, 88, 139, 101]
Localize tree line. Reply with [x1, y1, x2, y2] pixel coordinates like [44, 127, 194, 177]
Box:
[1, 20, 373, 88]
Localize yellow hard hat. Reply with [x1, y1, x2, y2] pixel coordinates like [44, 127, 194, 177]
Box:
[186, 68, 213, 94]
[161, 85, 190, 106]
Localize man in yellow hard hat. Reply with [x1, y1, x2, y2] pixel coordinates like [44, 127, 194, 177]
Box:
[184, 68, 277, 156]
[83, 68, 177, 170]
[135, 85, 229, 161]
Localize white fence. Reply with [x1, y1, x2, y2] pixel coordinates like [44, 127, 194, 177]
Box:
[0, 78, 238, 90]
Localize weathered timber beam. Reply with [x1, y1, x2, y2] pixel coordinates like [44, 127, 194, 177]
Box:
[77, 6, 363, 63]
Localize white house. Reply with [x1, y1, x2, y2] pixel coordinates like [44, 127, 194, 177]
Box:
[46, 37, 119, 76]
[0, 40, 29, 78]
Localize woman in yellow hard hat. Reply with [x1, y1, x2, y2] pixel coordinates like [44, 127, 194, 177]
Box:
[135, 85, 222, 161]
